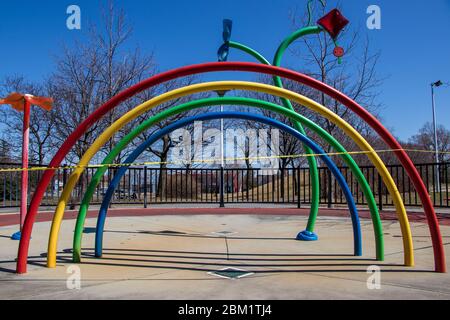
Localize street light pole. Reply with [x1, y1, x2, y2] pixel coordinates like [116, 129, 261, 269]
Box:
[216, 90, 228, 208]
[431, 80, 443, 193]
[219, 103, 225, 207]
[221, 104, 224, 169]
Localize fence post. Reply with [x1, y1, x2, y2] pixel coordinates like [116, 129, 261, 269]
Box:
[62, 164, 67, 189]
[378, 174, 383, 212]
[143, 166, 148, 209]
[327, 169, 332, 208]
[62, 164, 76, 210]
[108, 168, 113, 209]
[297, 167, 301, 209]
[220, 167, 225, 208]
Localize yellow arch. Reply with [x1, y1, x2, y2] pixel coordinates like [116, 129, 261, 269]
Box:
[47, 81, 414, 268]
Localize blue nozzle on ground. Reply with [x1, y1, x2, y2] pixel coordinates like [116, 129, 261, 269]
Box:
[11, 231, 21, 241]
[296, 230, 319, 241]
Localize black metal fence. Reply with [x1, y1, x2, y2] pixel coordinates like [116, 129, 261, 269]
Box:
[0, 162, 449, 209]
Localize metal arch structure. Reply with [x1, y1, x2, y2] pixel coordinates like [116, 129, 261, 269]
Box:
[218, 4, 347, 234]
[226, 25, 330, 235]
[71, 97, 384, 263]
[93, 112, 363, 259]
[45, 81, 413, 269]
[15, 62, 446, 274]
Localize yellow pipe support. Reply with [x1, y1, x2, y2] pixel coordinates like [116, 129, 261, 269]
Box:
[47, 81, 414, 268]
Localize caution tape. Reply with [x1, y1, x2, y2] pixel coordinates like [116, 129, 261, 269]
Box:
[0, 148, 448, 173]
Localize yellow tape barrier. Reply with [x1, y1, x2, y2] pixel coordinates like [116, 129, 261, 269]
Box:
[0, 148, 448, 173]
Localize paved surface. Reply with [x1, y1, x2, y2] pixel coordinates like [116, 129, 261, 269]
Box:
[0, 211, 449, 300]
[1, 207, 450, 228]
[1, 204, 450, 216]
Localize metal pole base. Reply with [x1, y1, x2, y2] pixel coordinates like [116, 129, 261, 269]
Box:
[11, 231, 22, 241]
[296, 230, 319, 241]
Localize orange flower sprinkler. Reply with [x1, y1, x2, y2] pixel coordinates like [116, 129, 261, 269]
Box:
[0, 93, 53, 240]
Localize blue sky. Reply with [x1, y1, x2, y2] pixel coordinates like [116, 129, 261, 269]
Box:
[0, 0, 449, 140]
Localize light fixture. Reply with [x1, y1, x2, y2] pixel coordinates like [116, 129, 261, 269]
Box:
[432, 80, 443, 87]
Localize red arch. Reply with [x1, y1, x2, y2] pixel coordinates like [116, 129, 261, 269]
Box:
[16, 62, 446, 273]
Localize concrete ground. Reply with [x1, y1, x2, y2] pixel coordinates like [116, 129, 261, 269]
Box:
[0, 212, 449, 300]
[1, 203, 450, 215]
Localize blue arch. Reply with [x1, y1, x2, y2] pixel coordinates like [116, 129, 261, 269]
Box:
[94, 112, 362, 257]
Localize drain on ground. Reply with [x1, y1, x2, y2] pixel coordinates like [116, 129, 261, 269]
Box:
[211, 231, 237, 236]
[140, 230, 187, 235]
[208, 267, 254, 279]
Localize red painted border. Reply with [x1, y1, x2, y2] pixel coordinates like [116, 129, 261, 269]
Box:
[2, 208, 450, 227]
[16, 62, 446, 273]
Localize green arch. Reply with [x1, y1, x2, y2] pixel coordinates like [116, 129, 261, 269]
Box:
[228, 25, 325, 233]
[72, 96, 384, 263]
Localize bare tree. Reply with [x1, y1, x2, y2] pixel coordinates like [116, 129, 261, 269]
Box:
[130, 78, 210, 197]
[221, 5, 385, 199]
[0, 1, 210, 200]
[0, 138, 14, 163]
[286, 4, 384, 167]
[47, 1, 156, 165]
[241, 5, 384, 171]
[0, 76, 56, 165]
[408, 122, 450, 163]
